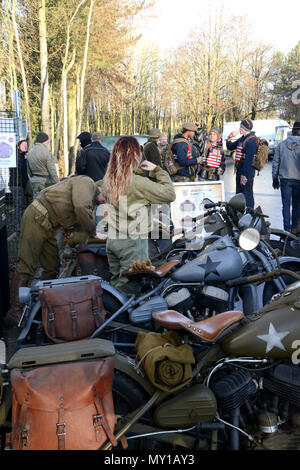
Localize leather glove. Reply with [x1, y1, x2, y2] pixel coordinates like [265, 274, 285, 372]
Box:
[66, 231, 89, 247]
[272, 178, 280, 190]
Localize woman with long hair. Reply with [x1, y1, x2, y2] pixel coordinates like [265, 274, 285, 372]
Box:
[100, 135, 176, 295]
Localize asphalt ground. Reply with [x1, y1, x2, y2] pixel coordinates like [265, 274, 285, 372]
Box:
[223, 158, 283, 230]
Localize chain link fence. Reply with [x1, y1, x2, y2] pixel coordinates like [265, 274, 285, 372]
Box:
[0, 110, 27, 273]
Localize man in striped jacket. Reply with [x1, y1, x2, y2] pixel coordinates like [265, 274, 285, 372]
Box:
[226, 119, 258, 208]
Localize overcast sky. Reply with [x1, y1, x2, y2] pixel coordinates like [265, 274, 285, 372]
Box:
[141, 0, 300, 53]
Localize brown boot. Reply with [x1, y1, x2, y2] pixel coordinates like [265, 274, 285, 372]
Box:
[5, 274, 30, 328]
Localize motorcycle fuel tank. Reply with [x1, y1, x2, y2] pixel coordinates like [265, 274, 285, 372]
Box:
[221, 285, 300, 359]
[171, 235, 243, 283]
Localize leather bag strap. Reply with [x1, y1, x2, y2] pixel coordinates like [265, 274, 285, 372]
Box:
[57, 407, 66, 450]
[47, 301, 56, 339]
[16, 400, 29, 450]
[69, 300, 78, 338]
[94, 396, 118, 447]
[91, 295, 101, 328]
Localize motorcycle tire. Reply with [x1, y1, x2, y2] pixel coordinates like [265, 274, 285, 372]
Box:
[112, 370, 161, 450]
[269, 240, 299, 258]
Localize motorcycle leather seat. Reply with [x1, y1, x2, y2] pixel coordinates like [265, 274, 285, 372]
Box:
[152, 310, 245, 342]
[123, 260, 180, 280]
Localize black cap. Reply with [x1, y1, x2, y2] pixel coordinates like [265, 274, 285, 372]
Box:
[35, 131, 49, 143]
[240, 119, 253, 131]
[292, 121, 300, 132]
[77, 131, 91, 142]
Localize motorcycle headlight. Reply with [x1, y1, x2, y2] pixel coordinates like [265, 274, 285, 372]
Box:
[239, 228, 260, 251]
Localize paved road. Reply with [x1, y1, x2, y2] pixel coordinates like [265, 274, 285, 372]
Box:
[222, 158, 283, 230]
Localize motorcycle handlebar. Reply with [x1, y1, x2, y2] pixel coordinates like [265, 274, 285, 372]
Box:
[227, 269, 300, 287]
[204, 202, 218, 209]
[246, 207, 269, 219]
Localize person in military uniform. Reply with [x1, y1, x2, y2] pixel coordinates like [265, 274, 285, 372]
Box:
[198, 127, 226, 181]
[26, 132, 59, 199]
[158, 133, 169, 153]
[97, 136, 176, 295]
[5, 175, 104, 328]
[142, 128, 163, 168]
[172, 122, 203, 182]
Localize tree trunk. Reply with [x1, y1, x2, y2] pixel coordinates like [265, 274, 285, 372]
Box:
[11, 0, 32, 143]
[38, 0, 50, 135]
[73, 0, 94, 172]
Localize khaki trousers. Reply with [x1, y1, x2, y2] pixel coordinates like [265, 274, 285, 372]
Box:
[106, 236, 149, 295]
[16, 202, 60, 279]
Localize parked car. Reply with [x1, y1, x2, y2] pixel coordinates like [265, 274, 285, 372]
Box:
[101, 134, 149, 153]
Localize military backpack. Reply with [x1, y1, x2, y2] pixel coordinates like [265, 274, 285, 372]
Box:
[243, 135, 269, 173]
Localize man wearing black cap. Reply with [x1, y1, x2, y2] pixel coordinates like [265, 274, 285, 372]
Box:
[75, 132, 92, 174]
[77, 131, 92, 150]
[76, 132, 110, 181]
[272, 121, 300, 234]
[226, 119, 258, 208]
[26, 132, 59, 199]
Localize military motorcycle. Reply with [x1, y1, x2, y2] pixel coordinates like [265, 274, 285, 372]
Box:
[13, 204, 300, 357]
[60, 193, 299, 281]
[101, 272, 300, 451]
[1, 269, 300, 450]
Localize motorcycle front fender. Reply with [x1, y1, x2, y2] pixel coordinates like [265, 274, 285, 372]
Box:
[271, 228, 298, 241]
[100, 279, 128, 306]
[114, 352, 155, 396]
[278, 256, 300, 267]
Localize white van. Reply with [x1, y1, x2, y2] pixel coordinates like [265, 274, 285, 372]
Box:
[222, 119, 291, 158]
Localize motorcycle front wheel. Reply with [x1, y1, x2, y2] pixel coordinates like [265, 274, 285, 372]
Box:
[112, 370, 161, 450]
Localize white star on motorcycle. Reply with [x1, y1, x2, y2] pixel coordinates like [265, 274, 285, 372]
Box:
[257, 323, 290, 353]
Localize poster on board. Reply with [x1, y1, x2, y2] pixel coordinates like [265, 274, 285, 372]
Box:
[0, 133, 16, 168]
[170, 181, 225, 242]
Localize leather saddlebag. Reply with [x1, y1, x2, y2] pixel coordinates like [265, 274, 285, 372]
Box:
[39, 280, 106, 343]
[10, 358, 118, 450]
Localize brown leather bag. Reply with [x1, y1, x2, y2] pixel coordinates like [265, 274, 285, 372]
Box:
[39, 280, 106, 343]
[10, 358, 118, 450]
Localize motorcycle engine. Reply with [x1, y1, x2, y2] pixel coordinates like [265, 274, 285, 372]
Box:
[211, 363, 300, 450]
[165, 288, 194, 312]
[256, 363, 300, 450]
[164, 285, 230, 321]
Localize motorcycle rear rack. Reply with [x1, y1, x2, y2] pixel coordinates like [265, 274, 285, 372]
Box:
[8, 338, 115, 370]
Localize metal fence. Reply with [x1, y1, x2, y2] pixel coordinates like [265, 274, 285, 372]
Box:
[0, 111, 27, 271]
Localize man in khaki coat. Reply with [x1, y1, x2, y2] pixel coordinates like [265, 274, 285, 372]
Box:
[5, 175, 104, 328]
[27, 132, 59, 198]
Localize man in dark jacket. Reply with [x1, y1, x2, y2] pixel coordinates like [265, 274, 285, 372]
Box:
[172, 122, 203, 182]
[76, 132, 110, 181]
[272, 121, 300, 234]
[226, 119, 258, 208]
